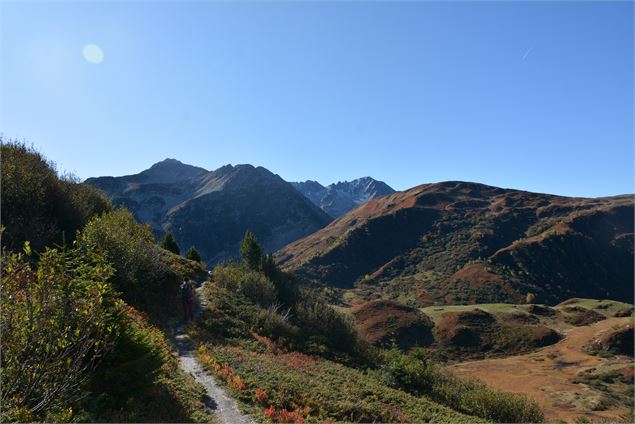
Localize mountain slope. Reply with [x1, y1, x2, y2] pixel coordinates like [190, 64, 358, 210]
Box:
[87, 161, 332, 264]
[291, 177, 395, 217]
[276, 181, 634, 306]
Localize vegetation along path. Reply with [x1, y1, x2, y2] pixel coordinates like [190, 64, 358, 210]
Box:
[449, 317, 633, 423]
[175, 284, 256, 424]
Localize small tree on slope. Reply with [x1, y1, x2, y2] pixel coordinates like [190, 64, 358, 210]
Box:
[240, 230, 262, 271]
[186, 246, 202, 263]
[160, 233, 181, 255]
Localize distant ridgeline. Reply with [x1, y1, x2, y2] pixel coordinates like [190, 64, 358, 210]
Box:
[276, 181, 634, 306]
[85, 159, 393, 265]
[290, 177, 395, 218]
[86, 160, 634, 306]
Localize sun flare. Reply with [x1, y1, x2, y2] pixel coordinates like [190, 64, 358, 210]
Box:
[82, 44, 104, 64]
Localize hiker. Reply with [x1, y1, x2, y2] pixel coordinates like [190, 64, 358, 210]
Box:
[180, 279, 194, 321]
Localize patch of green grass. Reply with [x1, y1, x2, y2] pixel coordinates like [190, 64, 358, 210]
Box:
[555, 299, 633, 317]
[420, 303, 525, 323]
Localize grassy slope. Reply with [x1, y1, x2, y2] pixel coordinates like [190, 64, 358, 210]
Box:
[422, 298, 633, 327]
[277, 182, 634, 307]
[416, 299, 633, 361]
[421, 303, 527, 323]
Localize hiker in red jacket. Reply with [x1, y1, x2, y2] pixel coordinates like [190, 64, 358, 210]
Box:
[180, 280, 194, 321]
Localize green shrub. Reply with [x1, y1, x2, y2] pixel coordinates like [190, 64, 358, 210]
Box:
[0, 245, 120, 421]
[160, 233, 181, 255]
[195, 283, 259, 341]
[77, 208, 204, 325]
[208, 264, 365, 360]
[77, 208, 160, 299]
[253, 305, 299, 343]
[239, 272, 277, 307]
[186, 245, 202, 262]
[294, 297, 361, 356]
[212, 265, 246, 290]
[211, 266, 277, 307]
[0, 139, 112, 251]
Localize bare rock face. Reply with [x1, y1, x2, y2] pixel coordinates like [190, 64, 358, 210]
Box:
[86, 160, 332, 265]
[291, 177, 395, 217]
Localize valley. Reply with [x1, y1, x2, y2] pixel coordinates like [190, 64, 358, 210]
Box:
[2, 142, 633, 424]
[348, 297, 634, 422]
[450, 316, 633, 423]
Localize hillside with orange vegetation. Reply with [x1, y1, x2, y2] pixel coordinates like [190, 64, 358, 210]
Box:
[352, 300, 434, 349]
[275, 181, 633, 306]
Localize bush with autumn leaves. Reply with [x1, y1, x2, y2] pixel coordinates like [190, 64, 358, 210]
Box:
[196, 342, 481, 423]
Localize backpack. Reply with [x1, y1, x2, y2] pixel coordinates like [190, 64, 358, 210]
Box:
[180, 282, 191, 299]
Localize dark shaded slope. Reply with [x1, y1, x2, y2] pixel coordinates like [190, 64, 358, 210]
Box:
[87, 161, 332, 265]
[164, 165, 332, 264]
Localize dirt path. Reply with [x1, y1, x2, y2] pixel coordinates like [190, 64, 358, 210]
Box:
[449, 317, 633, 423]
[175, 284, 256, 424]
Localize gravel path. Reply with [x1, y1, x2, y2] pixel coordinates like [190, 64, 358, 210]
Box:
[174, 284, 256, 424]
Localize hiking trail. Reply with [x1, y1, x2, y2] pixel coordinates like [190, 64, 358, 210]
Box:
[175, 283, 256, 424]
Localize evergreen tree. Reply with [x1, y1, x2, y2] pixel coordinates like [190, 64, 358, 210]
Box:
[260, 253, 278, 281]
[160, 232, 181, 255]
[186, 245, 202, 263]
[240, 230, 262, 270]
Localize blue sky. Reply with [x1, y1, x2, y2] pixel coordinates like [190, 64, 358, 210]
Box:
[1, 1, 633, 196]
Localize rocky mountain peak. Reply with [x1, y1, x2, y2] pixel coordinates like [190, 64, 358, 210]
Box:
[86, 160, 331, 265]
[292, 177, 395, 217]
[139, 158, 207, 184]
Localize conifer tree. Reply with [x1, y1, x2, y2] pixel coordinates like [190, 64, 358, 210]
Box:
[160, 232, 181, 255]
[186, 245, 202, 263]
[240, 230, 262, 270]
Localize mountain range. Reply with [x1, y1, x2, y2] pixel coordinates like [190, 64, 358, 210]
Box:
[87, 160, 634, 308]
[276, 181, 634, 306]
[85, 159, 391, 264]
[291, 178, 395, 217]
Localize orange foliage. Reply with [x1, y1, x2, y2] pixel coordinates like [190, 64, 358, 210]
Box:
[255, 388, 267, 402]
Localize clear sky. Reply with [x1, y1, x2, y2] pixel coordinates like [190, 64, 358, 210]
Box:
[1, 1, 633, 196]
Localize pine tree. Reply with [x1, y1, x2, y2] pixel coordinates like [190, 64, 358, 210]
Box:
[160, 232, 181, 255]
[240, 230, 262, 270]
[260, 253, 278, 281]
[186, 245, 202, 263]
